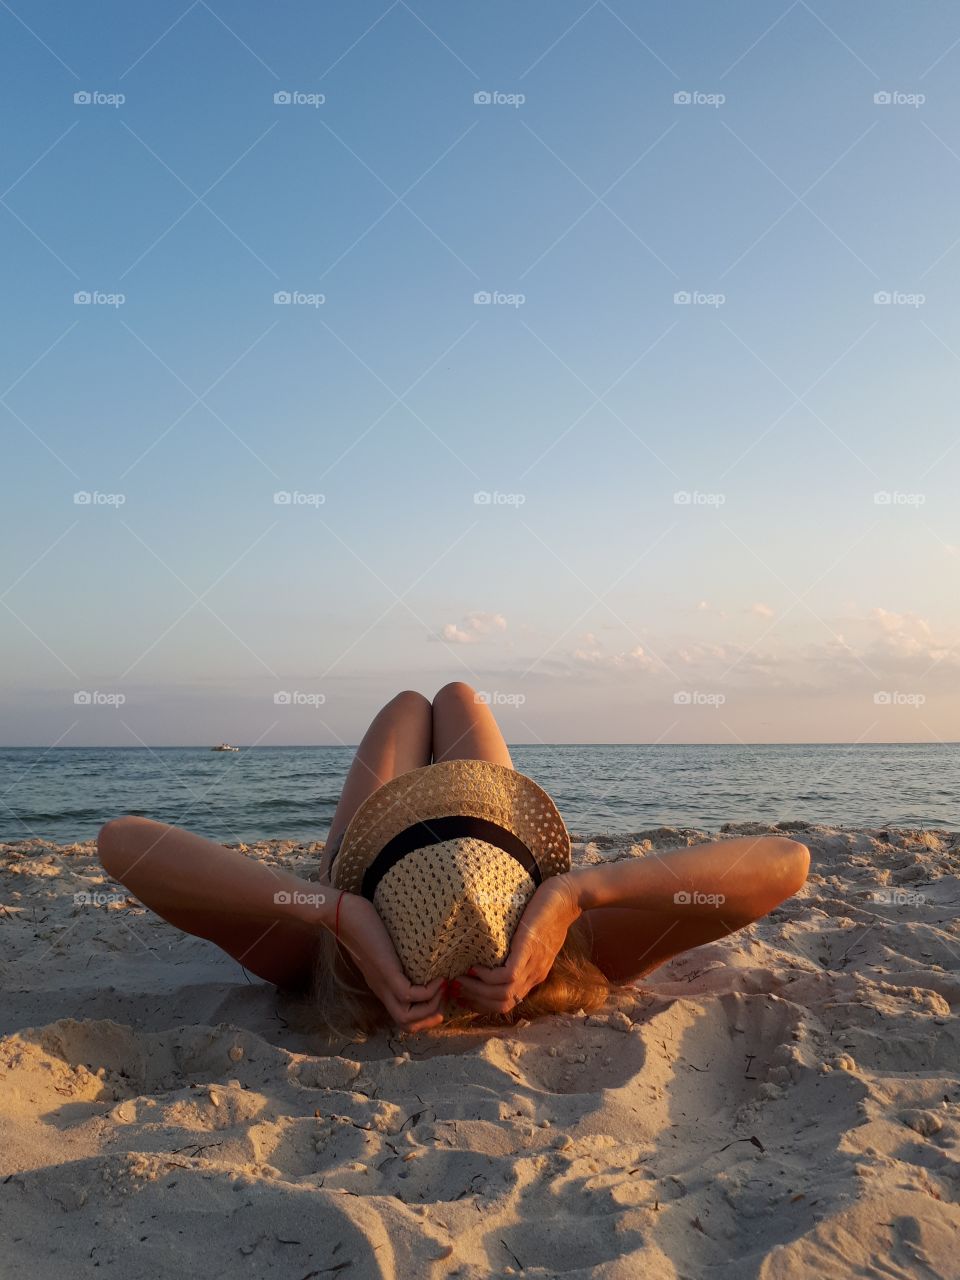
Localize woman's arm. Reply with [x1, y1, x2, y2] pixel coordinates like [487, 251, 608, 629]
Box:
[456, 835, 810, 1010]
[571, 835, 810, 982]
[97, 817, 445, 1028]
[97, 816, 336, 987]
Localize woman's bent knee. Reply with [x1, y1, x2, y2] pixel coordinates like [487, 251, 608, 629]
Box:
[433, 681, 478, 704]
[386, 689, 431, 715]
[784, 839, 811, 892]
[97, 816, 150, 874]
[764, 837, 810, 902]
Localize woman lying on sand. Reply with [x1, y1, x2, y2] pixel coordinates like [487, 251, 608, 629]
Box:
[97, 683, 810, 1036]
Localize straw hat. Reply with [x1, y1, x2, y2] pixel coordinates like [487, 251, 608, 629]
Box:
[331, 759, 571, 984]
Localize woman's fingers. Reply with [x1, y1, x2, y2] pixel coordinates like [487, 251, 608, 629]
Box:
[406, 1009, 446, 1033]
[380, 982, 445, 1029]
[456, 973, 517, 997]
[468, 990, 523, 1014]
[406, 976, 445, 1002]
[464, 960, 519, 985]
[332, 894, 452, 1030]
[383, 973, 444, 1014]
[455, 973, 528, 1012]
[463, 962, 514, 983]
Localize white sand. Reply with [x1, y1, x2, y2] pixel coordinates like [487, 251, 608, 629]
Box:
[1, 824, 959, 1278]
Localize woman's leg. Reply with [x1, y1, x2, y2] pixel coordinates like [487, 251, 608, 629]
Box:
[319, 689, 433, 878]
[431, 681, 513, 766]
[97, 690, 432, 990]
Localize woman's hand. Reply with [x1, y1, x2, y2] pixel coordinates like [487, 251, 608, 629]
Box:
[333, 892, 445, 1031]
[453, 874, 582, 1014]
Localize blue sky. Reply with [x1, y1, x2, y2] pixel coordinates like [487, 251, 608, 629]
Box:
[2, 1, 960, 746]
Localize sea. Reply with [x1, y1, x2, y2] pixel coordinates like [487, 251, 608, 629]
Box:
[0, 743, 956, 845]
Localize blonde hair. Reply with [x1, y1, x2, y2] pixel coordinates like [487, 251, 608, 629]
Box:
[303, 915, 612, 1041]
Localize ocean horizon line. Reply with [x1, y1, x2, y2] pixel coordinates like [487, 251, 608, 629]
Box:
[1, 742, 957, 751]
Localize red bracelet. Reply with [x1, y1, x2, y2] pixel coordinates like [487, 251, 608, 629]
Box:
[334, 889, 346, 942]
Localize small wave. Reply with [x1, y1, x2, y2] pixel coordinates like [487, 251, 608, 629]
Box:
[253, 797, 330, 812]
[229, 819, 327, 837]
[10, 807, 112, 823]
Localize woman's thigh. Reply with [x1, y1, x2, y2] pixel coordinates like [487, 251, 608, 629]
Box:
[431, 681, 513, 767]
[319, 690, 432, 880]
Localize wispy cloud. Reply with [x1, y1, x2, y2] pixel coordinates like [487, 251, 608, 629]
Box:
[517, 608, 960, 693]
[437, 611, 508, 645]
[572, 640, 660, 672]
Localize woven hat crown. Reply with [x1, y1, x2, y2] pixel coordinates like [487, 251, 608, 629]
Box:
[332, 760, 570, 983]
[373, 836, 536, 983]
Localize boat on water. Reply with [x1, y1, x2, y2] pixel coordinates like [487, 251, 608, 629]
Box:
[211, 743, 240, 752]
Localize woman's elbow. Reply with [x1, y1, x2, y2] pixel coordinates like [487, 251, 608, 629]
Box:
[772, 837, 810, 899]
[97, 815, 147, 877]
